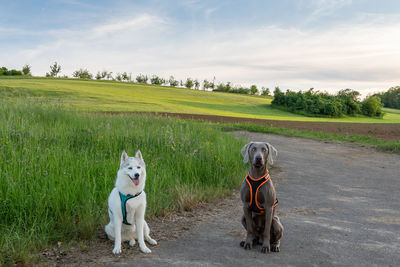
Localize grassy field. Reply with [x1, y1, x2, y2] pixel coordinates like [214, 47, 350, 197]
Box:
[0, 99, 247, 265]
[1, 77, 399, 123]
[1, 77, 399, 265]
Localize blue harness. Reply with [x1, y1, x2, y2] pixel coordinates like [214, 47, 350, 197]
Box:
[119, 191, 142, 225]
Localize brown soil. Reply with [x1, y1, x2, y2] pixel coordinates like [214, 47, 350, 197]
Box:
[99, 112, 400, 141]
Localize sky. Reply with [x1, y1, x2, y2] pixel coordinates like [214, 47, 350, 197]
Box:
[1, 0, 400, 97]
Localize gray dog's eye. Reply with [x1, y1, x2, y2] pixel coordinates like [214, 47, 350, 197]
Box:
[128, 167, 133, 170]
[137, 166, 141, 169]
[252, 147, 256, 151]
[262, 148, 266, 152]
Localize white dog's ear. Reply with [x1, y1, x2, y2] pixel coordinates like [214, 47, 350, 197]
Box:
[241, 142, 253, 163]
[121, 150, 129, 165]
[265, 143, 278, 165]
[135, 150, 143, 161]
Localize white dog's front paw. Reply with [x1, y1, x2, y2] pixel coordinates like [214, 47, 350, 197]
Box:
[129, 239, 136, 247]
[112, 245, 122, 254]
[140, 245, 151, 254]
[147, 238, 157, 246]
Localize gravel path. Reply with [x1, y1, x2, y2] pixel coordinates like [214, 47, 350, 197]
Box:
[106, 132, 400, 266]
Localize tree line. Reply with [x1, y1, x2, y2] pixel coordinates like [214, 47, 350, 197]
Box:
[41, 62, 272, 96]
[0, 65, 31, 76]
[373, 86, 400, 109]
[2, 63, 399, 113]
[272, 88, 383, 117]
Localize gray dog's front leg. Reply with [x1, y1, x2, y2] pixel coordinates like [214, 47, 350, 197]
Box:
[243, 206, 255, 250]
[261, 207, 273, 253]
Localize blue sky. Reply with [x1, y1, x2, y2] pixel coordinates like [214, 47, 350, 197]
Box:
[2, 0, 400, 96]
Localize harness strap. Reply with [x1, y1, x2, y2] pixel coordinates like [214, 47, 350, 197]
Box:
[245, 173, 278, 215]
[119, 191, 142, 225]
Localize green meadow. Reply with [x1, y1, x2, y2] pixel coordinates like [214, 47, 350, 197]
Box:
[0, 98, 248, 265]
[1, 77, 399, 265]
[1, 77, 399, 123]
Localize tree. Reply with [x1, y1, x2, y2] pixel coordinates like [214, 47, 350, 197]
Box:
[261, 87, 270, 97]
[336, 89, 361, 115]
[362, 96, 383, 117]
[185, 78, 194, 89]
[203, 79, 215, 90]
[95, 70, 111, 80]
[136, 74, 148, 84]
[374, 86, 400, 109]
[169, 76, 179, 87]
[122, 72, 131, 82]
[95, 72, 102, 80]
[22, 64, 31, 76]
[47, 62, 61, 77]
[115, 73, 122, 81]
[106, 72, 113, 80]
[194, 79, 200, 90]
[250, 85, 258, 95]
[150, 75, 165, 85]
[73, 68, 93, 79]
[337, 88, 360, 101]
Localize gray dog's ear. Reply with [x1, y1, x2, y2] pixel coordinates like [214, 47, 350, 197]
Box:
[265, 143, 278, 165]
[135, 150, 143, 161]
[121, 150, 129, 165]
[241, 142, 253, 163]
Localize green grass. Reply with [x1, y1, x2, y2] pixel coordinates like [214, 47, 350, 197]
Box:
[1, 76, 399, 123]
[1, 76, 399, 265]
[0, 99, 247, 265]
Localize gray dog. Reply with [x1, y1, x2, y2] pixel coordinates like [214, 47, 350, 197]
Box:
[240, 142, 284, 253]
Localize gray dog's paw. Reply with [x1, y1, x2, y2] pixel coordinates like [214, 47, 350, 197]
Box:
[261, 244, 270, 253]
[243, 242, 252, 250]
[271, 244, 280, 252]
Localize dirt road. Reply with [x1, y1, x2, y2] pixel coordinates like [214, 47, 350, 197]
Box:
[103, 132, 400, 266]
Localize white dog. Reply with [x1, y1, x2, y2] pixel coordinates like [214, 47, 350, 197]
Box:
[105, 150, 157, 254]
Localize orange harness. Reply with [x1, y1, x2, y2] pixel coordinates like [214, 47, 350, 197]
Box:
[245, 173, 278, 215]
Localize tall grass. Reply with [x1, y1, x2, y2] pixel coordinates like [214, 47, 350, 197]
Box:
[0, 99, 247, 265]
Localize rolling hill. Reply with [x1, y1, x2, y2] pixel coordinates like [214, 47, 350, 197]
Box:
[1, 77, 399, 123]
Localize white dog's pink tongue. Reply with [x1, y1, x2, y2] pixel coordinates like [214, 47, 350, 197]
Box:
[133, 178, 139, 186]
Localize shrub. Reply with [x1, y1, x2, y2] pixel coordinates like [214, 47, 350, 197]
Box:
[272, 88, 380, 117]
[0, 67, 23, 76]
[362, 96, 383, 117]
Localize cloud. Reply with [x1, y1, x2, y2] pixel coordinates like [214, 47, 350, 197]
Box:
[5, 11, 400, 97]
[311, 0, 353, 17]
[92, 14, 167, 37]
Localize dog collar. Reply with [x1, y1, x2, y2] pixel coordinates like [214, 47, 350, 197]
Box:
[119, 191, 142, 225]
